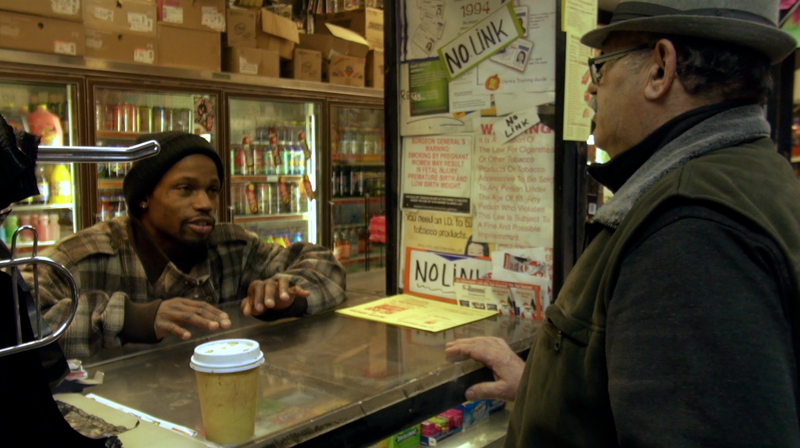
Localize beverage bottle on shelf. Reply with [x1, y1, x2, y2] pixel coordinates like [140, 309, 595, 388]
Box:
[114, 197, 127, 218]
[359, 226, 368, 253]
[340, 166, 350, 197]
[253, 143, 264, 175]
[17, 215, 32, 242]
[277, 125, 289, 175]
[3, 215, 18, 244]
[349, 227, 359, 257]
[332, 165, 339, 198]
[27, 104, 63, 146]
[34, 166, 49, 204]
[243, 136, 254, 175]
[332, 230, 342, 259]
[340, 229, 351, 259]
[351, 169, 363, 197]
[293, 231, 303, 243]
[290, 183, 300, 213]
[49, 213, 60, 241]
[49, 164, 72, 204]
[36, 214, 50, 242]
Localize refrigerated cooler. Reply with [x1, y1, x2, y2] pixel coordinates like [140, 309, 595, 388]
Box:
[0, 79, 81, 251]
[91, 86, 219, 224]
[226, 97, 321, 245]
[329, 105, 386, 273]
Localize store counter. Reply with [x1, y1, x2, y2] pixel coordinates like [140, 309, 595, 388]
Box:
[76, 295, 539, 448]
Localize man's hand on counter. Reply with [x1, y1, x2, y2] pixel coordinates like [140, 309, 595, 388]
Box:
[240, 277, 311, 317]
[445, 337, 525, 402]
[154, 298, 232, 340]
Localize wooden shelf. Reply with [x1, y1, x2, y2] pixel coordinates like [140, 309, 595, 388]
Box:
[11, 203, 73, 212]
[95, 131, 140, 140]
[12, 240, 57, 250]
[331, 197, 384, 205]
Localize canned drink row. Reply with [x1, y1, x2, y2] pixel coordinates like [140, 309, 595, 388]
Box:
[95, 102, 192, 134]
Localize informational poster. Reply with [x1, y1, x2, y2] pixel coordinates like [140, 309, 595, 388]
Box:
[404, 248, 493, 303]
[403, 210, 476, 255]
[473, 119, 555, 247]
[563, 34, 594, 142]
[402, 135, 472, 213]
[336, 294, 498, 332]
[453, 278, 542, 319]
[562, 0, 598, 37]
[399, 0, 556, 137]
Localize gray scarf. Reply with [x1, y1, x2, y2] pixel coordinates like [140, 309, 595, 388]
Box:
[592, 105, 771, 229]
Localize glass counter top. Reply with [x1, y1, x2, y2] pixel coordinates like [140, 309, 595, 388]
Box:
[81, 295, 539, 447]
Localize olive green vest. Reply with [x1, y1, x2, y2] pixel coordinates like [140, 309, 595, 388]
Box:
[506, 138, 800, 447]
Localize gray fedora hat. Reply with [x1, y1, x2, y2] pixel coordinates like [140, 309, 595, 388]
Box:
[581, 0, 797, 64]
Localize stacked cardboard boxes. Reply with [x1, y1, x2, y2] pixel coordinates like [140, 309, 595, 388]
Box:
[0, 0, 85, 57]
[83, 0, 158, 65]
[312, 8, 384, 88]
[0, 1, 383, 88]
[155, 0, 225, 71]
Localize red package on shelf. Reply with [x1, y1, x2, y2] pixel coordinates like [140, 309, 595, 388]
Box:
[368, 215, 386, 243]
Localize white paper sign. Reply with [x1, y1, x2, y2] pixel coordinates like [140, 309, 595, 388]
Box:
[134, 48, 155, 64]
[128, 13, 154, 33]
[406, 249, 493, 302]
[239, 57, 259, 75]
[438, 3, 523, 81]
[163, 6, 183, 24]
[93, 7, 114, 22]
[492, 107, 541, 144]
[494, 92, 555, 116]
[51, 0, 79, 15]
[54, 40, 77, 56]
[201, 7, 226, 32]
[449, 69, 491, 114]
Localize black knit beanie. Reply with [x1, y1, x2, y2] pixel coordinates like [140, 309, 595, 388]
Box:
[123, 131, 224, 217]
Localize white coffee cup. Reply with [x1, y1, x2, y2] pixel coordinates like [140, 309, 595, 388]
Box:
[190, 339, 264, 444]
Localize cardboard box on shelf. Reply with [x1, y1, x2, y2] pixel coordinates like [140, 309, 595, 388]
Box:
[156, 0, 225, 32]
[0, 11, 85, 56]
[315, 7, 383, 50]
[225, 7, 257, 48]
[85, 28, 157, 64]
[157, 24, 220, 71]
[223, 47, 278, 77]
[256, 9, 299, 60]
[83, 0, 157, 37]
[366, 49, 383, 89]
[298, 25, 369, 60]
[328, 54, 366, 87]
[281, 48, 322, 82]
[0, 0, 82, 22]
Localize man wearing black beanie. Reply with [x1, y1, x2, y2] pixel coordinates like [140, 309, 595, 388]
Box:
[26, 131, 346, 358]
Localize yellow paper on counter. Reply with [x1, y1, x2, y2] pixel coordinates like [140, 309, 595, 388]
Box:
[336, 294, 498, 332]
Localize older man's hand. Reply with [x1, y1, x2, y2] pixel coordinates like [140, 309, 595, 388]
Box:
[240, 277, 311, 317]
[445, 337, 525, 402]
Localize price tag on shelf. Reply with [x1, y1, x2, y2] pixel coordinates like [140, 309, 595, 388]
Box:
[54, 40, 77, 56]
[93, 6, 114, 22]
[128, 13, 154, 33]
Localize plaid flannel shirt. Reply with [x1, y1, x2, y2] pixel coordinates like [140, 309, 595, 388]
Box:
[27, 216, 346, 358]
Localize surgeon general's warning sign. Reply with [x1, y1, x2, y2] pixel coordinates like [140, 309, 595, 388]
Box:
[473, 119, 555, 247]
[402, 135, 472, 214]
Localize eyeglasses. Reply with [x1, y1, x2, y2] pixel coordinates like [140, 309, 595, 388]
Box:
[587, 44, 651, 85]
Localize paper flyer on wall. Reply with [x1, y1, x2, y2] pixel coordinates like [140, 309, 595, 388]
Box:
[472, 118, 555, 247]
[563, 33, 595, 141]
[402, 135, 472, 213]
[399, 0, 556, 137]
[336, 294, 498, 333]
[453, 278, 543, 320]
[404, 247, 493, 303]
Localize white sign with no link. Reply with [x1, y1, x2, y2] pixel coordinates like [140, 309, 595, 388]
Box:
[437, 3, 523, 81]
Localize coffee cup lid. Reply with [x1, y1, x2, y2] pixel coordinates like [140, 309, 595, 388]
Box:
[190, 339, 265, 373]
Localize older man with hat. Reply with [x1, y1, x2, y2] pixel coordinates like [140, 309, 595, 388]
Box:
[447, 0, 800, 446]
[30, 131, 346, 359]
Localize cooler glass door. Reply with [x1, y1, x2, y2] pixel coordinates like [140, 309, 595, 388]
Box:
[92, 87, 218, 224]
[0, 81, 81, 251]
[329, 106, 386, 273]
[227, 98, 321, 245]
